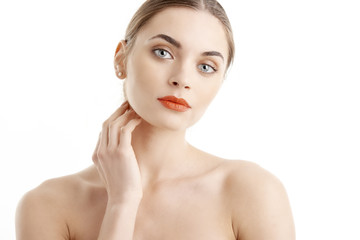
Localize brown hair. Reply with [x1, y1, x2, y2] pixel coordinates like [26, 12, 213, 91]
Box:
[124, 0, 235, 69]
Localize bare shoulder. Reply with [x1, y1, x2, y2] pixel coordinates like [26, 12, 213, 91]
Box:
[220, 160, 296, 240]
[16, 166, 102, 239]
[219, 160, 287, 204]
[221, 160, 284, 190]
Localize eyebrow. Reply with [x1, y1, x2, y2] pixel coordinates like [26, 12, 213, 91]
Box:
[149, 34, 181, 48]
[202, 51, 224, 62]
[149, 33, 224, 62]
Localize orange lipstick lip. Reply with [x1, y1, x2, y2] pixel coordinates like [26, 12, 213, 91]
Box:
[157, 96, 191, 112]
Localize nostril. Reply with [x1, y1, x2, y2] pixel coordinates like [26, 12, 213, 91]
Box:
[171, 81, 190, 89]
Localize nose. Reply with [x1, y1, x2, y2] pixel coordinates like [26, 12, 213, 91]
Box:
[168, 68, 191, 90]
[169, 80, 190, 90]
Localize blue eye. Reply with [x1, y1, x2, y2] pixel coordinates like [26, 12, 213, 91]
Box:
[153, 49, 172, 59]
[198, 64, 216, 73]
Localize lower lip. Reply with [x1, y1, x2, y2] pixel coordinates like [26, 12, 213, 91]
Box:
[158, 100, 190, 112]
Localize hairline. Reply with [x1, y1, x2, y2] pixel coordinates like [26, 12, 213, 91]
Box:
[124, 0, 234, 69]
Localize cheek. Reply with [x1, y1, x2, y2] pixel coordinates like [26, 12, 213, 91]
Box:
[125, 55, 152, 97]
[188, 81, 222, 124]
[124, 52, 164, 118]
[125, 50, 171, 101]
[196, 80, 222, 106]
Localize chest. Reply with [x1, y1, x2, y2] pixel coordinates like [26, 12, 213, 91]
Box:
[72, 180, 235, 240]
[133, 182, 234, 240]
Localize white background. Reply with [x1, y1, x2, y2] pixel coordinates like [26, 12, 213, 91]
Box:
[1, 0, 359, 239]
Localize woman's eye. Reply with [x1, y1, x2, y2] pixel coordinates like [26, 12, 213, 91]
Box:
[198, 64, 216, 73]
[153, 49, 172, 59]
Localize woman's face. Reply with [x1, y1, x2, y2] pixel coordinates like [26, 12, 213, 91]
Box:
[122, 7, 229, 131]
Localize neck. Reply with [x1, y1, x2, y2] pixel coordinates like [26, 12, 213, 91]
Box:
[131, 121, 194, 186]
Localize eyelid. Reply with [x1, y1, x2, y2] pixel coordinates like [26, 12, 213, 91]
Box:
[152, 47, 174, 59]
[207, 63, 217, 71]
[198, 63, 217, 74]
[201, 59, 218, 72]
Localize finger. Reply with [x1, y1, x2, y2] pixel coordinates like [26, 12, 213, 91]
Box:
[108, 109, 140, 147]
[107, 101, 129, 123]
[119, 118, 142, 147]
[92, 132, 102, 164]
[101, 101, 129, 147]
[108, 110, 132, 148]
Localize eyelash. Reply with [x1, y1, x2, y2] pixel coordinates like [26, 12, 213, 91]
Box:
[153, 48, 173, 59]
[198, 64, 217, 73]
[152, 48, 217, 74]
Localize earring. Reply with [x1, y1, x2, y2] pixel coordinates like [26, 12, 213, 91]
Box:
[117, 72, 123, 78]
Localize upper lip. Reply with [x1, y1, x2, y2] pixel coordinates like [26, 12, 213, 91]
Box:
[157, 96, 191, 108]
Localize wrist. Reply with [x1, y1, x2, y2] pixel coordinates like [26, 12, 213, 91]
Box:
[107, 193, 143, 207]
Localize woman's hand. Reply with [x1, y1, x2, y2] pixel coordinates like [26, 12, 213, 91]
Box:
[92, 101, 143, 204]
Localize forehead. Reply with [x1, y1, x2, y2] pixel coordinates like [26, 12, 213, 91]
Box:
[135, 7, 228, 59]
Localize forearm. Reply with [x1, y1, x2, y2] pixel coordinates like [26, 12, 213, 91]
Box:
[97, 199, 141, 240]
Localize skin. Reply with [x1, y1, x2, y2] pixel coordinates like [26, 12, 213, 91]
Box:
[15, 7, 295, 240]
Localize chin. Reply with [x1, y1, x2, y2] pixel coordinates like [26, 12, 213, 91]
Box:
[128, 97, 204, 131]
[140, 108, 201, 132]
[146, 113, 191, 131]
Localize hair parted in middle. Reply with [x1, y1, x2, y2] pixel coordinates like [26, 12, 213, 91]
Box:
[122, 0, 235, 69]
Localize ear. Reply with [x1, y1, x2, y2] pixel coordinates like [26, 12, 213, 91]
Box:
[114, 40, 127, 79]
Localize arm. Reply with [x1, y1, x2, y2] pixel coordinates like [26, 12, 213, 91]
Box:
[93, 101, 143, 239]
[231, 163, 296, 240]
[16, 188, 70, 240]
[96, 199, 141, 239]
[16, 102, 143, 240]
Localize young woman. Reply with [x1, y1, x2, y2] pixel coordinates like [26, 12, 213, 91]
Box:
[16, 0, 295, 239]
